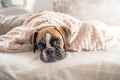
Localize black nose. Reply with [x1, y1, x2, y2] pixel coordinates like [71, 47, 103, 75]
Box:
[40, 48, 67, 63]
[46, 48, 55, 54]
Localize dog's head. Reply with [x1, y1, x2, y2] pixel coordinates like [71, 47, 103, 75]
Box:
[31, 26, 71, 63]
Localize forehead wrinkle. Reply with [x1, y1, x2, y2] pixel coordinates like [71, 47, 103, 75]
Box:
[49, 28, 62, 40]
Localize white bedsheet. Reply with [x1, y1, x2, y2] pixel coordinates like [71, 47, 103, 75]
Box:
[0, 45, 120, 80]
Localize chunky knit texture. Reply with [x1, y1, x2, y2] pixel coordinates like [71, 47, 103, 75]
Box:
[0, 11, 120, 52]
[68, 21, 120, 51]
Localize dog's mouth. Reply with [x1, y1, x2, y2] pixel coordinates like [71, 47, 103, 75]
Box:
[40, 48, 67, 63]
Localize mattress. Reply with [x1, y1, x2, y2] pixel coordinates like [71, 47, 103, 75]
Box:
[0, 45, 120, 80]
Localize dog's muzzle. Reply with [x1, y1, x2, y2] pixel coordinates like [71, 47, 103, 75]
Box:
[40, 48, 67, 63]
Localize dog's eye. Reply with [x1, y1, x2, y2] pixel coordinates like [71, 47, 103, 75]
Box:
[38, 41, 46, 50]
[55, 38, 61, 44]
[50, 37, 61, 48]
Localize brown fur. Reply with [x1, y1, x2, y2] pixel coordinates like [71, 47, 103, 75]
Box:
[55, 26, 71, 51]
[31, 26, 68, 52]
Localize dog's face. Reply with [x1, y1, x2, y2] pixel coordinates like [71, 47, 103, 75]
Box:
[31, 26, 71, 63]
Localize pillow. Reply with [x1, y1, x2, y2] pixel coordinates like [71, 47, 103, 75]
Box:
[1, 0, 25, 7]
[1, 0, 12, 7]
[0, 14, 31, 35]
[0, 0, 2, 8]
[53, 0, 120, 26]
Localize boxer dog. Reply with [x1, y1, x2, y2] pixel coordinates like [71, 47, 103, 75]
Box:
[30, 11, 115, 63]
[31, 26, 71, 63]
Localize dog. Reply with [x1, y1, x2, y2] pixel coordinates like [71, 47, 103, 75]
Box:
[30, 26, 71, 63]
[29, 11, 119, 63]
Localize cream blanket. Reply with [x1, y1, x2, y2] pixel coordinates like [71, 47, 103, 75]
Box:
[0, 11, 120, 52]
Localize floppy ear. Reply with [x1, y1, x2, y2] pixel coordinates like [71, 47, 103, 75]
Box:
[31, 31, 38, 53]
[55, 26, 71, 51]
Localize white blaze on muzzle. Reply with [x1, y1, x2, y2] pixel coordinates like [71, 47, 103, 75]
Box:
[45, 33, 52, 48]
[40, 33, 53, 62]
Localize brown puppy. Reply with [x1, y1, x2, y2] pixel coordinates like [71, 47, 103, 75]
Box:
[31, 26, 71, 62]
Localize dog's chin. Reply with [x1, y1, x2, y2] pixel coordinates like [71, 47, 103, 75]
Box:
[40, 50, 67, 63]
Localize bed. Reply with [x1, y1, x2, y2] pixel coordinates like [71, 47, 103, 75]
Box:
[0, 12, 120, 80]
[0, 0, 120, 80]
[0, 45, 120, 80]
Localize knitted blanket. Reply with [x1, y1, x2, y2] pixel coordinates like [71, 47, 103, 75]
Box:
[0, 11, 120, 52]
